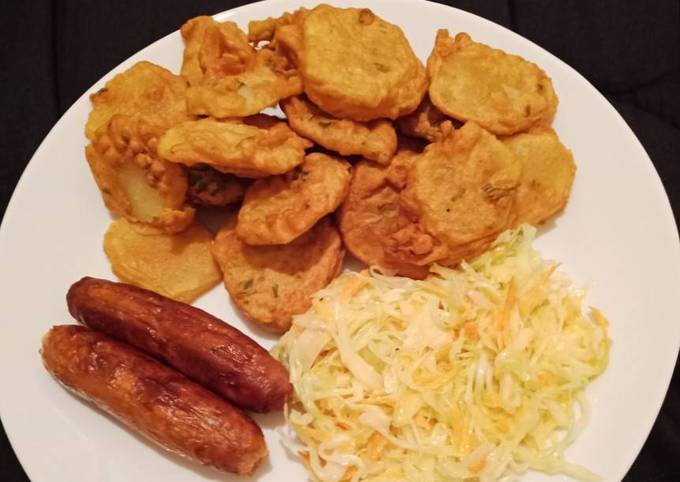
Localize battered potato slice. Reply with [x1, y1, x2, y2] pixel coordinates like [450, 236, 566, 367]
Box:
[338, 147, 429, 279]
[393, 122, 521, 267]
[237, 153, 351, 245]
[86, 115, 194, 233]
[186, 165, 246, 207]
[212, 217, 345, 333]
[396, 96, 454, 143]
[180, 16, 303, 118]
[265, 5, 427, 121]
[103, 218, 221, 303]
[180, 16, 254, 85]
[281, 96, 397, 164]
[157, 117, 310, 178]
[427, 31, 558, 135]
[247, 9, 308, 45]
[503, 129, 576, 225]
[85, 61, 190, 140]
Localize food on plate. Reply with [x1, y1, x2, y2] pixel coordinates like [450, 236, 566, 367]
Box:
[503, 128, 576, 225]
[85, 61, 191, 140]
[212, 216, 344, 333]
[391, 121, 521, 267]
[237, 153, 352, 245]
[86, 114, 194, 233]
[103, 218, 220, 303]
[180, 16, 254, 85]
[396, 96, 454, 143]
[274, 226, 610, 482]
[247, 8, 308, 45]
[427, 30, 558, 135]
[67, 277, 292, 413]
[186, 165, 246, 207]
[180, 16, 303, 118]
[42, 325, 267, 475]
[281, 96, 397, 164]
[337, 145, 429, 279]
[263, 4, 428, 121]
[157, 117, 310, 178]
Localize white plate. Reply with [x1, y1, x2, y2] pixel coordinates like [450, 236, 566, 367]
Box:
[1, 1, 679, 481]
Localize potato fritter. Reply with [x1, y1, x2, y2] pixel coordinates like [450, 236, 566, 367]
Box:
[396, 96, 454, 143]
[247, 9, 308, 45]
[281, 96, 397, 164]
[237, 153, 351, 245]
[338, 147, 430, 279]
[86, 114, 194, 233]
[103, 218, 221, 303]
[85, 61, 190, 140]
[260, 5, 428, 121]
[212, 217, 345, 333]
[393, 122, 521, 267]
[157, 116, 310, 178]
[503, 128, 576, 225]
[180, 16, 303, 118]
[427, 31, 558, 135]
[180, 16, 254, 85]
[186, 165, 246, 207]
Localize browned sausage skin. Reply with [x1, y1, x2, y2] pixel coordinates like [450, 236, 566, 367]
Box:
[67, 277, 292, 413]
[41, 325, 267, 475]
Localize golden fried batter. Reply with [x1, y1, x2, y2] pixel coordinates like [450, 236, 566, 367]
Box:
[281, 96, 397, 164]
[237, 153, 351, 245]
[212, 217, 345, 333]
[427, 31, 558, 135]
[338, 147, 429, 279]
[247, 9, 308, 45]
[86, 115, 194, 233]
[186, 166, 246, 207]
[85, 61, 190, 140]
[104, 218, 221, 303]
[180, 16, 303, 118]
[503, 128, 576, 225]
[395, 122, 521, 266]
[396, 96, 454, 143]
[157, 117, 310, 178]
[180, 16, 254, 85]
[264, 5, 427, 121]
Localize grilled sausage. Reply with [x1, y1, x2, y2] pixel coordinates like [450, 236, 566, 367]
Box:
[66, 277, 292, 413]
[41, 325, 267, 474]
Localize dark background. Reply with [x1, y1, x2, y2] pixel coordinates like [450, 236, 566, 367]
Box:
[0, 0, 678, 480]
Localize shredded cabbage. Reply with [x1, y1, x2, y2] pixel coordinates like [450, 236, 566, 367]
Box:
[273, 225, 611, 482]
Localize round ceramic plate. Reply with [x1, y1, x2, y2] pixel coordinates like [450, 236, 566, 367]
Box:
[1, 1, 679, 481]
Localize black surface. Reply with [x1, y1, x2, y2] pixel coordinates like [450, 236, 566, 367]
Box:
[0, 1, 678, 481]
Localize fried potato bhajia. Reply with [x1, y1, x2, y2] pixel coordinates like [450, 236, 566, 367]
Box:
[338, 148, 429, 279]
[212, 217, 344, 333]
[86, 115, 194, 233]
[237, 153, 351, 245]
[85, 61, 190, 140]
[104, 218, 221, 303]
[427, 31, 558, 136]
[397, 122, 521, 266]
[181, 16, 254, 85]
[180, 16, 302, 118]
[247, 9, 308, 45]
[281, 96, 397, 164]
[396, 96, 454, 143]
[503, 129, 576, 225]
[187, 166, 246, 207]
[157, 117, 309, 178]
[276, 5, 427, 121]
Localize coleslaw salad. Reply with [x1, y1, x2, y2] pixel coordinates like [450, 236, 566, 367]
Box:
[274, 225, 611, 482]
